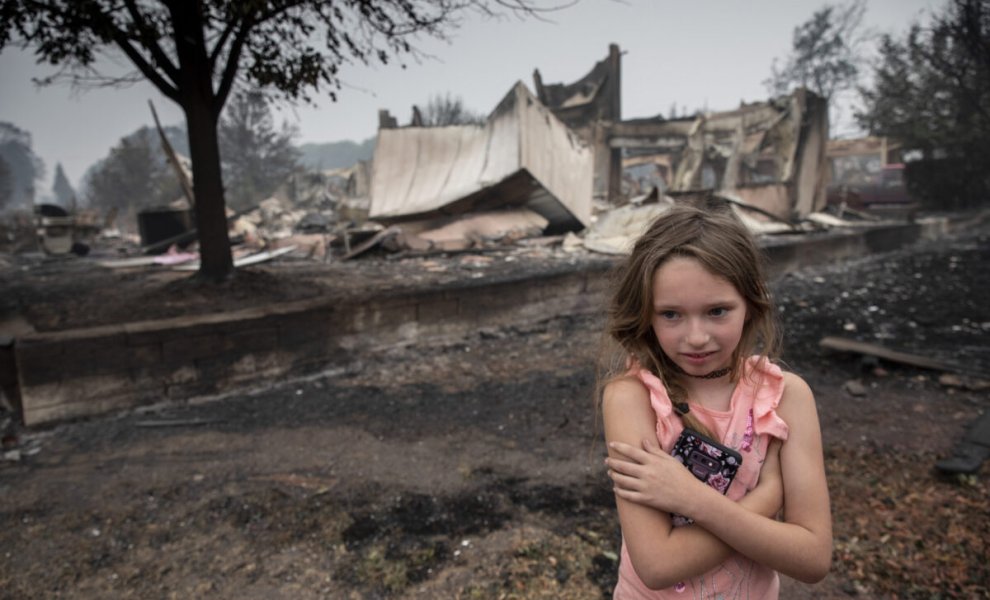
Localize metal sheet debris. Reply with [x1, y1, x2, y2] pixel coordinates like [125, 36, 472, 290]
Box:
[369, 82, 593, 233]
[173, 245, 296, 270]
[581, 201, 673, 255]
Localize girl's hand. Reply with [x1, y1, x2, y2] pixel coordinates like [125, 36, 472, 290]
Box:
[605, 438, 705, 516]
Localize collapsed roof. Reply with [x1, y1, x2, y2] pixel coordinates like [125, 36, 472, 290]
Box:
[369, 82, 593, 234]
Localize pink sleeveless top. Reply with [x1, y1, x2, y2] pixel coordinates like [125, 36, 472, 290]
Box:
[614, 356, 790, 600]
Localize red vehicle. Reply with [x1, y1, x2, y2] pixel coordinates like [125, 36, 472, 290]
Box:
[827, 163, 917, 214]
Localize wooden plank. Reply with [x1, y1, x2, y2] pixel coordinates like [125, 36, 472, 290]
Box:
[98, 256, 160, 268]
[819, 336, 961, 372]
[135, 418, 220, 428]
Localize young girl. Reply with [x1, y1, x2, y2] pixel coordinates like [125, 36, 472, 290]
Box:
[600, 204, 832, 599]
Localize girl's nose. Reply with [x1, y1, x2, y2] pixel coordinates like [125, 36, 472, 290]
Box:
[685, 320, 710, 346]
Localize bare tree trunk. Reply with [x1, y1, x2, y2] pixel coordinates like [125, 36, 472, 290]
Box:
[171, 0, 233, 282]
[184, 98, 233, 281]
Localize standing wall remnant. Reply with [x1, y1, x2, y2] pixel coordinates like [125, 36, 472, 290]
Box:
[535, 45, 829, 221]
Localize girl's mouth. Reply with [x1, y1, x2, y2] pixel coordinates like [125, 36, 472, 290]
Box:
[682, 351, 716, 364]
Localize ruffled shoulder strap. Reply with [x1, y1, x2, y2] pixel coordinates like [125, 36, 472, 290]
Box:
[626, 361, 682, 448]
[740, 356, 790, 440]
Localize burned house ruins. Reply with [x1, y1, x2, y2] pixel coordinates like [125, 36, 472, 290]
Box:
[2, 43, 954, 429]
[373, 44, 830, 236]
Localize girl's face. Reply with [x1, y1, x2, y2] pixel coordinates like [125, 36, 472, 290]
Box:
[651, 256, 748, 377]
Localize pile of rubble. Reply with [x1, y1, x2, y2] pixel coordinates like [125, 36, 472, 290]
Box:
[1, 44, 910, 270]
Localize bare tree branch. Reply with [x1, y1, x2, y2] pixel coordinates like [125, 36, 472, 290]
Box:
[122, 0, 179, 82]
[213, 15, 254, 117]
[110, 29, 180, 101]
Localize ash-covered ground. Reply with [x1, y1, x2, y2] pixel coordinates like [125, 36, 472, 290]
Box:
[0, 217, 988, 599]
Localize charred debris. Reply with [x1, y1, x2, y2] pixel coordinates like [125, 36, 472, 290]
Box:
[3, 44, 919, 268]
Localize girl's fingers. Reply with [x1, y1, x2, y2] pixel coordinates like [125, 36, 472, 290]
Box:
[608, 470, 643, 492]
[605, 458, 643, 479]
[607, 441, 637, 458]
[612, 487, 643, 503]
[608, 441, 654, 463]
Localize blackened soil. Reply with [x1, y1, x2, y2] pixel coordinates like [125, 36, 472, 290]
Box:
[778, 227, 990, 375]
[0, 217, 988, 599]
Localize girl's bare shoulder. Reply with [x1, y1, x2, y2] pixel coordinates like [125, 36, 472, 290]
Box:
[777, 370, 820, 425]
[602, 374, 652, 419]
[780, 370, 813, 398]
[602, 375, 656, 442]
[602, 374, 650, 410]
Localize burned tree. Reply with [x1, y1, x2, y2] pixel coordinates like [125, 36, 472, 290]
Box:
[418, 93, 484, 126]
[0, 0, 558, 281]
[765, 0, 869, 128]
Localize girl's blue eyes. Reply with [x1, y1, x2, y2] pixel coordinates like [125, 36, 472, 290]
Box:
[657, 307, 729, 319]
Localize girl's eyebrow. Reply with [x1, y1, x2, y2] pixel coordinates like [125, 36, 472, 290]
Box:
[654, 298, 741, 309]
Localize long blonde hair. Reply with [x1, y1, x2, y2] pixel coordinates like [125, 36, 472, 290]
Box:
[598, 202, 781, 437]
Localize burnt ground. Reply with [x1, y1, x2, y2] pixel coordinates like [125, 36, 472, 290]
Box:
[1, 218, 989, 599]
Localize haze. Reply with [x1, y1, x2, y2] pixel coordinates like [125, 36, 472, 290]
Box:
[0, 0, 937, 190]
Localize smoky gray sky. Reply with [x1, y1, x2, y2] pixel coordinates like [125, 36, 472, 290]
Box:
[0, 0, 938, 192]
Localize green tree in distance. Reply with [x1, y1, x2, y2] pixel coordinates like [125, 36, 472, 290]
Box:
[856, 0, 990, 207]
[857, 0, 990, 156]
[84, 128, 183, 220]
[296, 138, 376, 172]
[51, 162, 76, 208]
[0, 0, 561, 281]
[0, 122, 45, 210]
[219, 90, 299, 211]
[0, 156, 13, 210]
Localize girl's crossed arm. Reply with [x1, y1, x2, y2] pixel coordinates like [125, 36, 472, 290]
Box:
[602, 376, 785, 590]
[606, 372, 832, 585]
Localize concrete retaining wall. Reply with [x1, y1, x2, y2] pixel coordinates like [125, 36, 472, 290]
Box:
[14, 266, 609, 426]
[11, 217, 953, 426]
[762, 221, 946, 279]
